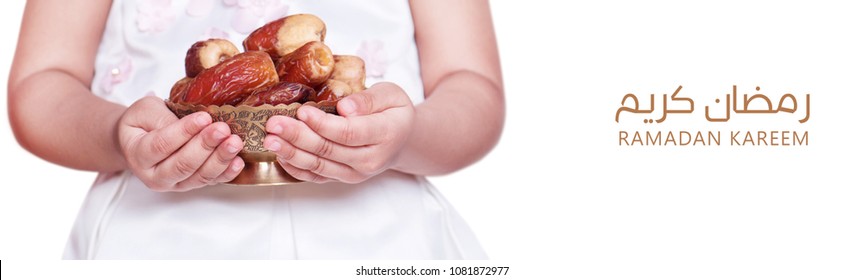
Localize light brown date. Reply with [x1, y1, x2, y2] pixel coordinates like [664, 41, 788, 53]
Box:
[169, 77, 193, 103]
[309, 79, 353, 102]
[243, 14, 326, 60]
[185, 39, 240, 78]
[275, 41, 334, 88]
[183, 51, 279, 106]
[239, 82, 315, 106]
[331, 55, 366, 93]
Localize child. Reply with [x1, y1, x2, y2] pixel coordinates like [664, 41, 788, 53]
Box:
[8, 0, 503, 259]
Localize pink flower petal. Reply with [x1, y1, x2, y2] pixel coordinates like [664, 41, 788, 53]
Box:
[101, 56, 134, 94]
[100, 73, 114, 93]
[136, 0, 176, 34]
[186, 0, 214, 17]
[112, 57, 134, 83]
[357, 40, 388, 78]
[224, 0, 289, 34]
[200, 27, 230, 40]
[231, 7, 261, 34]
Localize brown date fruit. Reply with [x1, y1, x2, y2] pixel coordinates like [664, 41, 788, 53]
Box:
[185, 39, 240, 78]
[169, 77, 192, 103]
[309, 79, 353, 102]
[243, 14, 327, 60]
[183, 51, 279, 106]
[275, 41, 334, 88]
[239, 82, 315, 106]
[331, 55, 366, 93]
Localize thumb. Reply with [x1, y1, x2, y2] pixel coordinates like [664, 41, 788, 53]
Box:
[336, 82, 410, 117]
[127, 96, 182, 132]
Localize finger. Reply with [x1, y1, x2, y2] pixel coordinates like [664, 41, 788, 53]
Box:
[337, 82, 411, 117]
[174, 134, 243, 189]
[265, 135, 361, 183]
[135, 111, 212, 167]
[126, 96, 183, 132]
[153, 122, 229, 184]
[294, 105, 388, 146]
[277, 159, 333, 184]
[175, 156, 244, 192]
[267, 113, 369, 160]
[213, 157, 245, 183]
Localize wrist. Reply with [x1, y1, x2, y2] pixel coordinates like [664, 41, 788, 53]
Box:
[389, 103, 427, 175]
[108, 106, 130, 171]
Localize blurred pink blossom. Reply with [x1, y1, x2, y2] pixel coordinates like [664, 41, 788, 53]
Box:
[137, 0, 176, 34]
[101, 56, 134, 94]
[224, 0, 289, 34]
[186, 0, 215, 17]
[199, 27, 231, 40]
[357, 40, 388, 78]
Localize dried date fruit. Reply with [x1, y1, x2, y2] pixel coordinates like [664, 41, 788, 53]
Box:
[185, 39, 240, 78]
[243, 14, 326, 60]
[275, 41, 334, 88]
[239, 82, 314, 106]
[183, 51, 279, 106]
[169, 77, 193, 103]
[331, 55, 366, 93]
[309, 79, 353, 102]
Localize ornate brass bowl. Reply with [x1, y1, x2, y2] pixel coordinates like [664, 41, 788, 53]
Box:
[166, 100, 337, 186]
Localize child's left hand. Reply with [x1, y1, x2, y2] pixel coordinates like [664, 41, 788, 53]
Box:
[263, 82, 415, 184]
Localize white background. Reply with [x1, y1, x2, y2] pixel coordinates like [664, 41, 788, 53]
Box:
[3, 0, 864, 279]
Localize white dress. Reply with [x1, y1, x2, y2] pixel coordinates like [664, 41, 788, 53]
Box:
[63, 0, 486, 260]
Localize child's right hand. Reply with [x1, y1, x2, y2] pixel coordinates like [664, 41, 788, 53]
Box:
[117, 97, 245, 192]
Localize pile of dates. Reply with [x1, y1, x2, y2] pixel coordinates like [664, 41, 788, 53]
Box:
[169, 14, 365, 107]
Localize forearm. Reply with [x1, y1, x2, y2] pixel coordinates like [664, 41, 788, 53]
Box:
[9, 70, 127, 172]
[392, 70, 504, 175]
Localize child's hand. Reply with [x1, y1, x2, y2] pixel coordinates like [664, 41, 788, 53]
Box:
[117, 97, 245, 191]
[263, 82, 415, 184]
